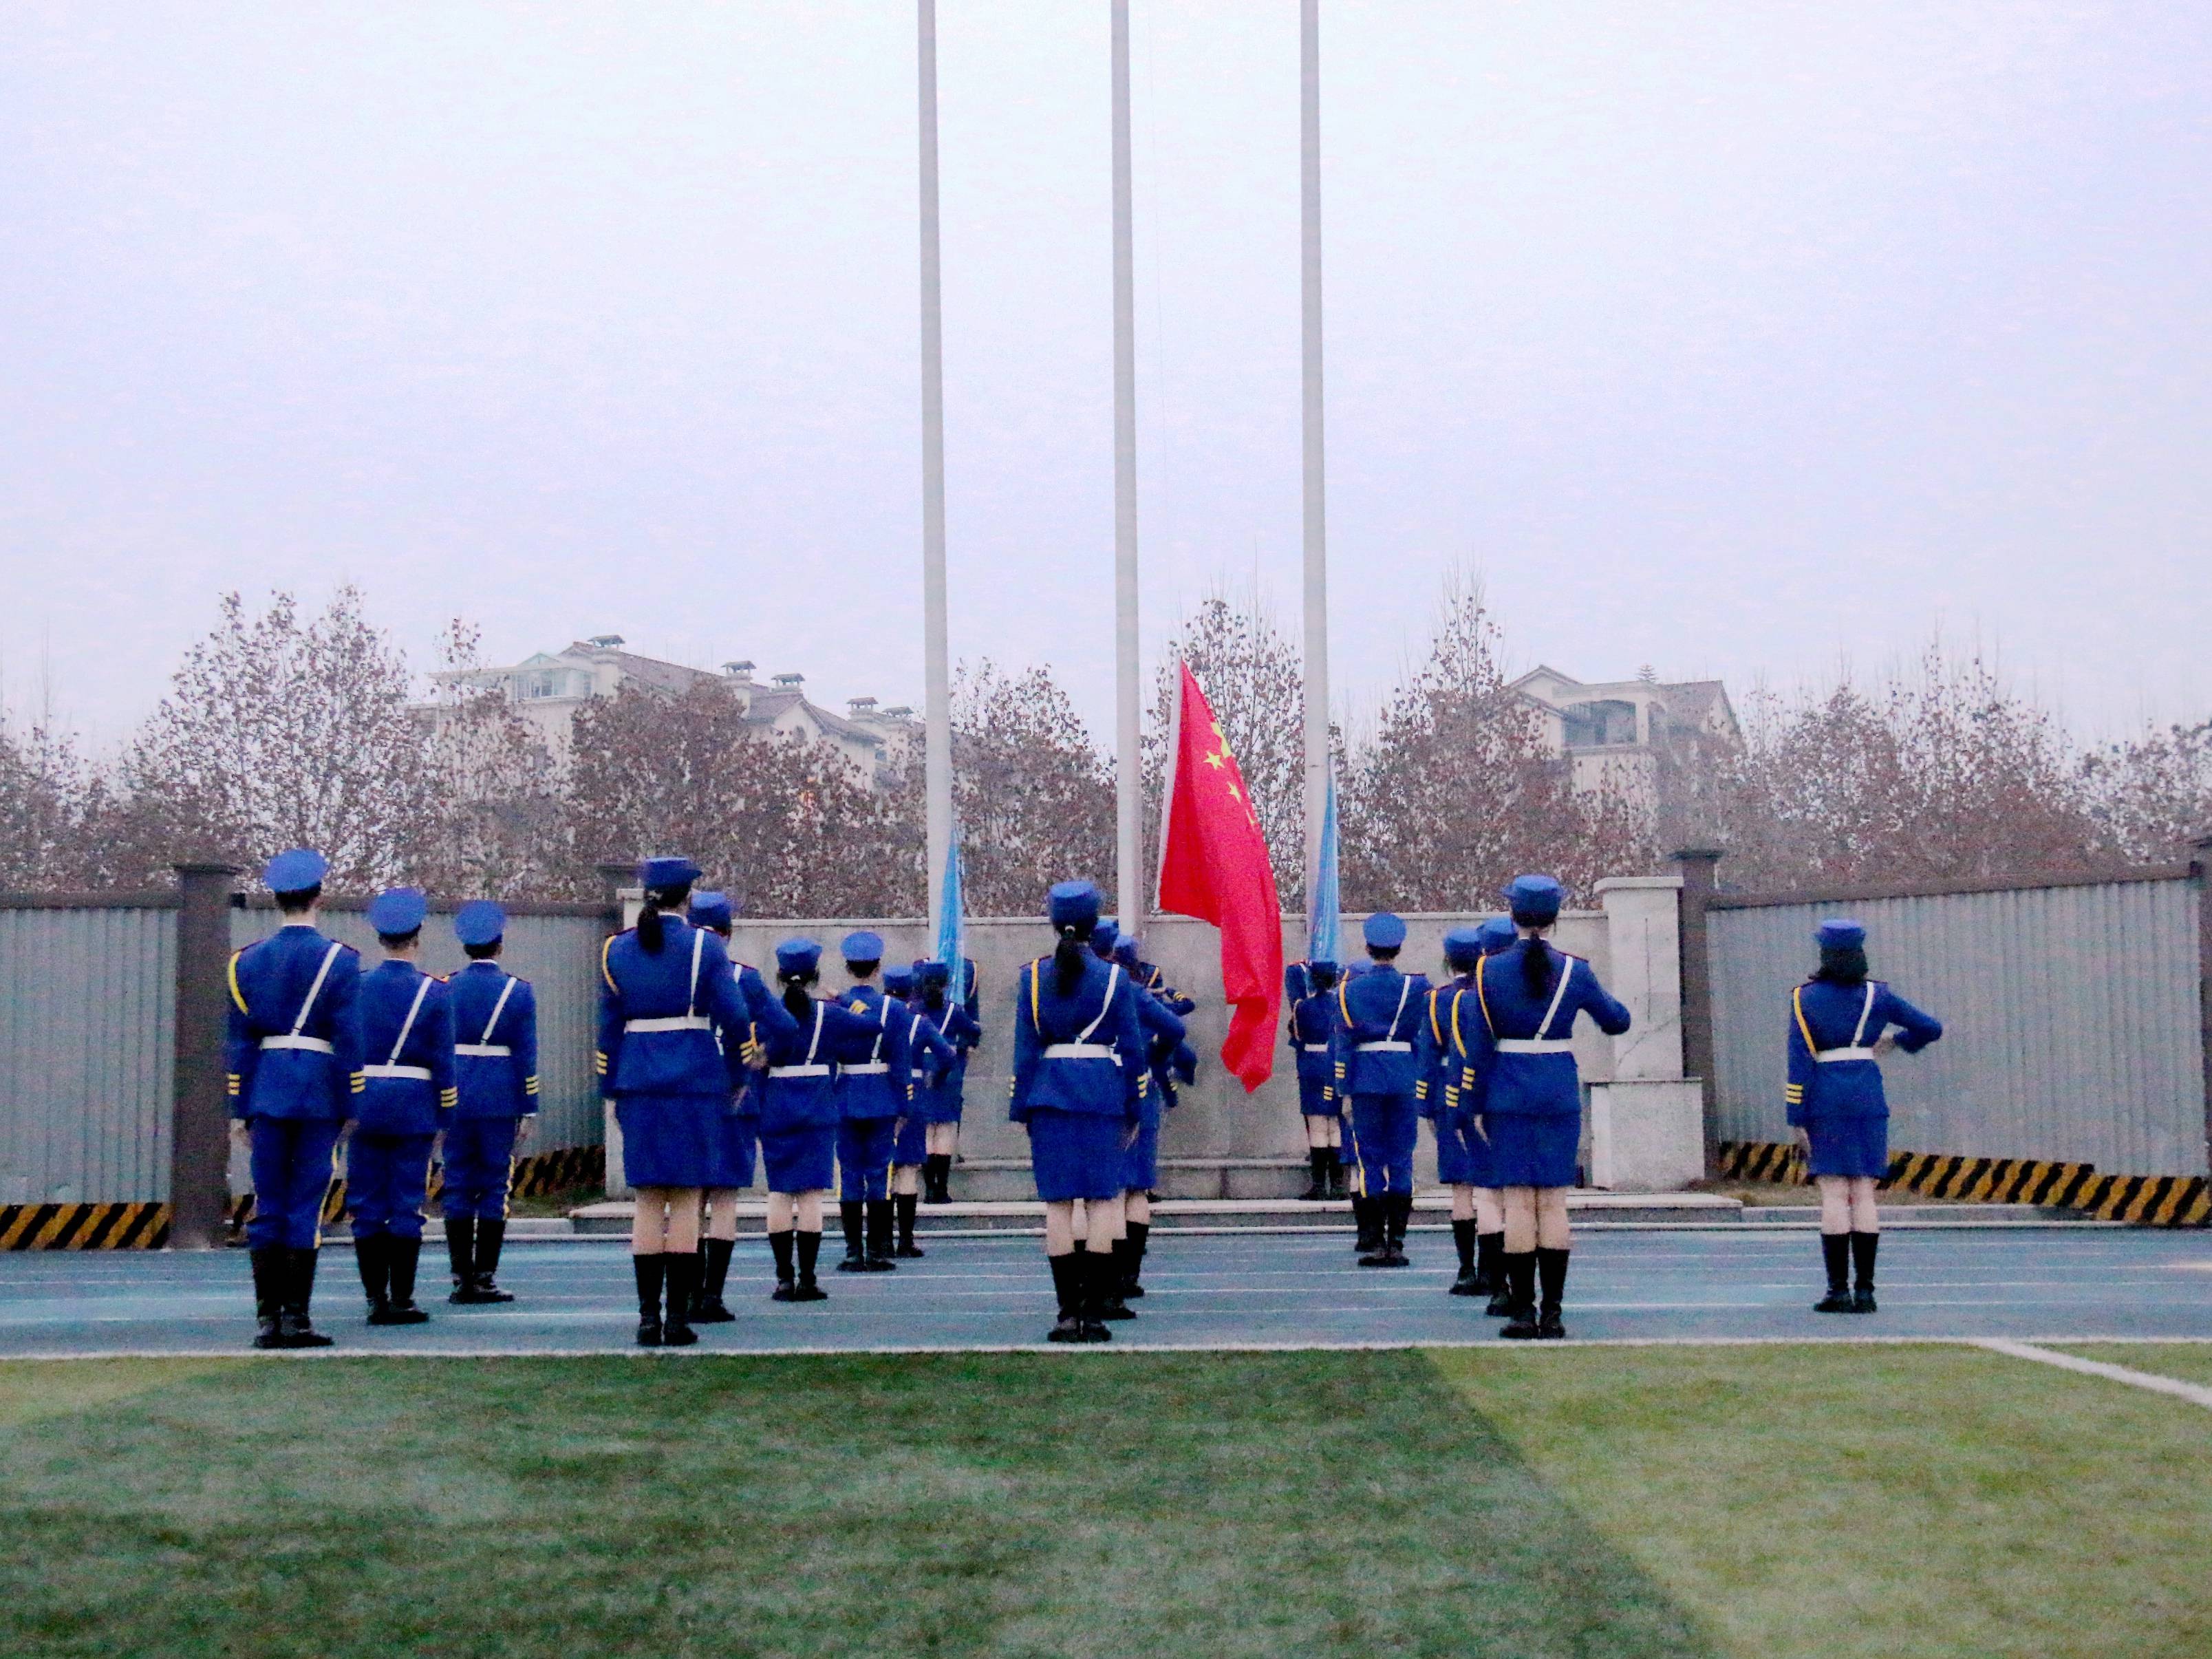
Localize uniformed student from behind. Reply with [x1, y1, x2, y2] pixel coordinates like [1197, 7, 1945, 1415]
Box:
[348, 887, 457, 1328]
[1331, 913, 1431, 1267]
[1285, 959, 1347, 1199]
[442, 899, 539, 1305]
[224, 848, 363, 1349]
[832, 931, 918, 1273]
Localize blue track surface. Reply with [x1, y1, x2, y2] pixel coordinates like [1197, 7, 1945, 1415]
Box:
[2, 1228, 2208, 1358]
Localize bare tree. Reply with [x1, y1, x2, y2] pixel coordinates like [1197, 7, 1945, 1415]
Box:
[940, 660, 1114, 917]
[408, 621, 567, 899]
[2080, 718, 2212, 864]
[0, 717, 101, 888]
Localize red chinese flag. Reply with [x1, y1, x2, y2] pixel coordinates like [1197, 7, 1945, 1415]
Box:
[1155, 663, 1284, 1092]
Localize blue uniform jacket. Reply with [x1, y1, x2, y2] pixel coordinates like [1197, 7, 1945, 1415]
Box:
[1009, 953, 1147, 1123]
[834, 985, 916, 1121]
[1139, 960, 1196, 1017]
[594, 918, 752, 1100]
[757, 994, 880, 1132]
[1286, 989, 1337, 1088]
[1329, 965, 1432, 1097]
[224, 923, 364, 1122]
[1786, 980, 1942, 1124]
[354, 960, 458, 1136]
[1466, 942, 1631, 1120]
[448, 961, 539, 1120]
[1415, 978, 1482, 1124]
[905, 1004, 960, 1087]
[724, 958, 799, 1108]
[1135, 992, 1188, 1124]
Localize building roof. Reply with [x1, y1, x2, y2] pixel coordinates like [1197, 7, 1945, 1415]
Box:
[557, 641, 713, 699]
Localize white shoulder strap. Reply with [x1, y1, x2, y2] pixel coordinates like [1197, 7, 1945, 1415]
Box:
[803, 1000, 826, 1064]
[1538, 954, 1576, 1040]
[482, 974, 519, 1046]
[687, 927, 707, 1012]
[1075, 964, 1122, 1045]
[869, 992, 892, 1062]
[1851, 981, 1878, 1047]
[1390, 973, 1414, 1034]
[291, 941, 345, 1036]
[389, 972, 433, 1067]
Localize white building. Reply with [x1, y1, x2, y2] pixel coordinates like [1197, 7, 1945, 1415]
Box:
[1510, 666, 1740, 811]
[433, 636, 919, 789]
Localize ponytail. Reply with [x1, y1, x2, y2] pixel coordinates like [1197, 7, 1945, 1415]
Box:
[1815, 944, 1869, 987]
[1514, 912, 1554, 998]
[637, 881, 691, 954]
[780, 970, 817, 1023]
[1053, 925, 1088, 996]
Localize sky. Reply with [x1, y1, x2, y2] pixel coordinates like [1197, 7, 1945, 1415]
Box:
[2, 1, 2207, 751]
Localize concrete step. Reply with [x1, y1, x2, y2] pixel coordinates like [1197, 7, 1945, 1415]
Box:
[946, 1157, 1314, 1201]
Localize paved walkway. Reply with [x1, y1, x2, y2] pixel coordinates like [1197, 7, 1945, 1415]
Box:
[1, 1227, 2206, 1358]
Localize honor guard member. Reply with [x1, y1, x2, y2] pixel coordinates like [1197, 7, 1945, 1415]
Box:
[442, 901, 539, 1305]
[225, 848, 363, 1349]
[912, 960, 980, 1204]
[757, 939, 881, 1301]
[348, 887, 456, 1327]
[1010, 881, 1148, 1342]
[832, 932, 917, 1272]
[1286, 960, 1346, 1199]
[596, 857, 753, 1347]
[1113, 934, 1186, 1309]
[1789, 919, 1942, 1312]
[1418, 918, 1518, 1302]
[683, 891, 793, 1323]
[1466, 876, 1632, 1339]
[890, 965, 959, 1256]
[1331, 913, 1430, 1267]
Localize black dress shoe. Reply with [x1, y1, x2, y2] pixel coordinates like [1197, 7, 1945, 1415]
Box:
[1483, 1290, 1514, 1318]
[1814, 1289, 1856, 1313]
[771, 1281, 797, 1303]
[1500, 1315, 1541, 1340]
[1047, 1314, 1084, 1342]
[1535, 1312, 1566, 1340]
[837, 1254, 869, 1274]
[791, 1281, 828, 1303]
[661, 1320, 698, 1347]
[691, 1296, 737, 1325]
[1077, 1317, 1113, 1343]
[1449, 1268, 1484, 1298]
[894, 1241, 926, 1259]
[636, 1316, 663, 1347]
[1851, 1289, 1878, 1314]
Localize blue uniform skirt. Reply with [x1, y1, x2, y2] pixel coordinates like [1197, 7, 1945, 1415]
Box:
[894, 1110, 927, 1165]
[1485, 1111, 1580, 1188]
[1432, 1112, 1472, 1186]
[759, 1122, 837, 1194]
[1027, 1109, 1128, 1203]
[1807, 1114, 1890, 1180]
[616, 1093, 719, 1188]
[1297, 1073, 1334, 1118]
[1123, 1107, 1161, 1192]
[702, 1107, 757, 1191]
[919, 1072, 965, 1125]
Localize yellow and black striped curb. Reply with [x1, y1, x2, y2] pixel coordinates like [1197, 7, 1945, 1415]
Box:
[1715, 1140, 2210, 1225]
[0, 1202, 171, 1250]
[513, 1144, 605, 1197]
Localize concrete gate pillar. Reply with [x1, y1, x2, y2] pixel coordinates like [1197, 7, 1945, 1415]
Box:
[1587, 875, 1704, 1191]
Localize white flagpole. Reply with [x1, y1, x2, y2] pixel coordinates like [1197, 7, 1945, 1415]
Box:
[919, 0, 954, 936]
[1111, 0, 1143, 925]
[1300, 0, 1331, 942]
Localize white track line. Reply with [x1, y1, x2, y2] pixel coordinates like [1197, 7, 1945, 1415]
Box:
[1975, 1338, 2212, 1411]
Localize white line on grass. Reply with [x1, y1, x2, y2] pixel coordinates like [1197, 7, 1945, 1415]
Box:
[1975, 1338, 2212, 1411]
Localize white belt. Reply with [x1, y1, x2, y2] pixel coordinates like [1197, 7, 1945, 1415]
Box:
[844, 1061, 890, 1075]
[1495, 1039, 1574, 1055]
[1356, 1041, 1411, 1053]
[1816, 1047, 1877, 1063]
[1043, 1043, 1121, 1064]
[769, 1064, 831, 1078]
[455, 1043, 511, 1058]
[259, 1035, 333, 1054]
[1302, 1043, 1332, 1053]
[911, 1068, 930, 1080]
[361, 1064, 433, 1081]
[625, 1015, 713, 1034]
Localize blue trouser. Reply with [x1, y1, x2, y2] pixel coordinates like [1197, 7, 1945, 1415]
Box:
[441, 1116, 523, 1219]
[1350, 1093, 1417, 1195]
[837, 1116, 898, 1201]
[348, 1131, 437, 1240]
[246, 1117, 343, 1251]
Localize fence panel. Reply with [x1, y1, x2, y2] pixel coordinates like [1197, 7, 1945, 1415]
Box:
[1708, 876, 2207, 1175]
[0, 902, 177, 1203]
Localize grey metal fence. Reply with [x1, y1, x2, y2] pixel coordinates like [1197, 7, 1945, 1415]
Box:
[1707, 872, 2209, 1176]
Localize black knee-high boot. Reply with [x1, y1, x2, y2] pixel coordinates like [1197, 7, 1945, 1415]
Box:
[695, 1237, 737, 1322]
[924, 1153, 952, 1203]
[894, 1193, 925, 1257]
[1327, 1147, 1349, 1199]
[281, 1247, 332, 1348]
[1474, 1230, 1503, 1298]
[768, 1230, 796, 1301]
[444, 1215, 476, 1300]
[1375, 1192, 1411, 1267]
[1046, 1252, 1083, 1342]
[250, 1246, 284, 1349]
[1303, 1148, 1329, 1200]
[1449, 1219, 1480, 1294]
[1499, 1252, 1540, 1338]
[865, 1199, 897, 1270]
[793, 1230, 828, 1301]
[1814, 1233, 1854, 1312]
[1849, 1232, 1879, 1312]
[474, 1217, 514, 1302]
[837, 1201, 868, 1270]
[383, 1237, 429, 1324]
[1096, 1241, 1135, 1320]
[356, 1234, 390, 1316]
[1534, 1247, 1570, 1339]
[661, 1253, 700, 1345]
[1121, 1220, 1150, 1297]
[633, 1253, 665, 1346]
[1079, 1250, 1117, 1340]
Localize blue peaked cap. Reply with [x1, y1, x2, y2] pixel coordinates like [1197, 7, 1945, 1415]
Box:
[1048, 880, 1100, 931]
[687, 892, 733, 931]
[1503, 874, 1565, 920]
[1442, 925, 1485, 968]
[1477, 917, 1518, 954]
[916, 959, 951, 988]
[453, 900, 506, 946]
[368, 887, 427, 936]
[639, 855, 700, 890]
[1091, 919, 1121, 956]
[842, 930, 885, 963]
[1113, 938, 1140, 968]
[1816, 919, 1867, 950]
[264, 847, 327, 894]
[776, 937, 822, 976]
[1363, 912, 1407, 950]
[883, 965, 916, 996]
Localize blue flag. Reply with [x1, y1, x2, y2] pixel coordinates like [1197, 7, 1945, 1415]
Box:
[934, 823, 967, 1005]
[1308, 769, 1340, 967]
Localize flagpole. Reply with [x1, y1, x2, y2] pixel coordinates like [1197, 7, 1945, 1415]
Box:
[1298, 0, 1331, 943]
[1110, 0, 1143, 922]
[919, 0, 954, 936]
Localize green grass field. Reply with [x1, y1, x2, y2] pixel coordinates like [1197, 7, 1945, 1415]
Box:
[3, 1345, 2209, 1658]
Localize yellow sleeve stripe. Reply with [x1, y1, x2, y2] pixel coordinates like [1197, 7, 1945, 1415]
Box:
[1450, 989, 1466, 1057]
[227, 951, 248, 1015]
[1428, 992, 1443, 1045]
[601, 936, 619, 996]
[1474, 955, 1495, 1038]
[1792, 987, 1816, 1058]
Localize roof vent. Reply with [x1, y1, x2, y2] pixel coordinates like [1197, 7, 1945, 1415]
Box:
[848, 696, 879, 711]
[722, 660, 754, 678]
[881, 705, 915, 718]
[772, 672, 804, 687]
[588, 634, 625, 650]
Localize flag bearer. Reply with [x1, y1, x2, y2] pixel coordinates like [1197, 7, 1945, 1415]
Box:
[1331, 913, 1430, 1267]
[683, 891, 794, 1323]
[912, 959, 980, 1204]
[1010, 881, 1148, 1343]
[756, 939, 881, 1302]
[834, 932, 916, 1273]
[225, 848, 362, 1349]
[1466, 876, 1632, 1340]
[348, 887, 456, 1327]
[442, 900, 539, 1305]
[597, 856, 753, 1347]
[891, 965, 959, 1256]
[1788, 919, 1943, 1313]
[1115, 934, 1186, 1310]
[1285, 960, 1345, 1199]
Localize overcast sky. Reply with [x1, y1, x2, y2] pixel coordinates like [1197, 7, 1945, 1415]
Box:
[3, 1, 2206, 750]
